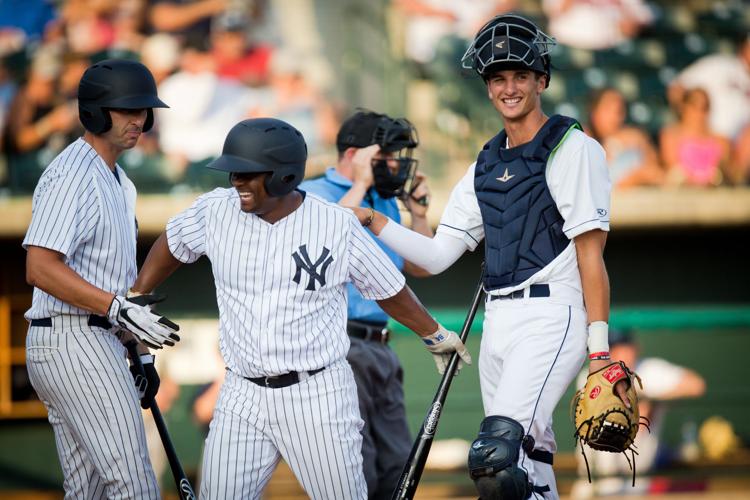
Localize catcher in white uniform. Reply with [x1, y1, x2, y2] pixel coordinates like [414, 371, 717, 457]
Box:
[351, 14, 630, 499]
[129, 118, 471, 499]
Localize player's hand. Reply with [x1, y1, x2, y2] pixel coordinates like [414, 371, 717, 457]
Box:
[351, 144, 379, 188]
[107, 294, 180, 349]
[421, 324, 472, 374]
[130, 354, 160, 409]
[589, 358, 631, 408]
[403, 171, 430, 217]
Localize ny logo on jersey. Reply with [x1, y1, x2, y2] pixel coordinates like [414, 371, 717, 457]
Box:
[292, 244, 334, 291]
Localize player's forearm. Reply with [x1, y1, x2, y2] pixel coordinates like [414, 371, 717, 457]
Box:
[376, 286, 438, 337]
[575, 230, 610, 323]
[26, 246, 114, 315]
[338, 182, 370, 208]
[379, 220, 466, 275]
[132, 232, 183, 294]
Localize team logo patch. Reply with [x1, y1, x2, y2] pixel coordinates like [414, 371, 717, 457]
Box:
[493, 35, 509, 56]
[602, 364, 625, 384]
[292, 244, 334, 291]
[589, 385, 601, 399]
[496, 167, 515, 183]
[597, 208, 608, 217]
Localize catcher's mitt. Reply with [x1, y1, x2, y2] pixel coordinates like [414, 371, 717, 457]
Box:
[573, 361, 643, 452]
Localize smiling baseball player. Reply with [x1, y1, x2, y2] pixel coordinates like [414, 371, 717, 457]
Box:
[129, 117, 471, 499]
[349, 14, 629, 499]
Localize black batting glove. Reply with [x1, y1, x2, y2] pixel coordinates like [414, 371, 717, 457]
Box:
[130, 354, 160, 409]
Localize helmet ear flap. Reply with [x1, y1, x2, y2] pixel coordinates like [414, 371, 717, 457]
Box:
[264, 167, 301, 197]
[79, 103, 112, 134]
[143, 109, 154, 132]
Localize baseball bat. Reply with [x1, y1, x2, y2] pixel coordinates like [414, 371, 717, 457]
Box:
[126, 341, 196, 500]
[391, 265, 485, 500]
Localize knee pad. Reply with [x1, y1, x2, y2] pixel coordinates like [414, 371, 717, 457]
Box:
[468, 416, 532, 500]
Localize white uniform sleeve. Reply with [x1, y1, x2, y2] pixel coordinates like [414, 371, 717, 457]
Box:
[347, 217, 406, 300]
[435, 162, 485, 250]
[166, 193, 212, 263]
[547, 131, 611, 239]
[23, 170, 100, 257]
[378, 221, 468, 275]
[636, 358, 688, 399]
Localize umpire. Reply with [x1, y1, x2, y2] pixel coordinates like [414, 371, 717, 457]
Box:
[301, 110, 432, 498]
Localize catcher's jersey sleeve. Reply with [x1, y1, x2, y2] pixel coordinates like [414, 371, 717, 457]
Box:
[546, 129, 611, 239]
[435, 162, 485, 251]
[166, 189, 225, 263]
[347, 216, 406, 301]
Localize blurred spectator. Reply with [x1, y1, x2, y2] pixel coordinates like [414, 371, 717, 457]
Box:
[660, 88, 731, 187]
[0, 0, 57, 55]
[395, 0, 515, 74]
[210, 14, 272, 85]
[731, 123, 750, 185]
[587, 87, 664, 188]
[668, 34, 750, 141]
[3, 48, 86, 192]
[61, 0, 119, 55]
[542, 0, 653, 50]
[251, 49, 338, 156]
[148, 0, 228, 50]
[141, 33, 181, 84]
[571, 328, 706, 499]
[156, 48, 264, 186]
[0, 59, 19, 149]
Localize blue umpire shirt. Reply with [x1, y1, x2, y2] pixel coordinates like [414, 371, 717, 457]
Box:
[300, 167, 404, 325]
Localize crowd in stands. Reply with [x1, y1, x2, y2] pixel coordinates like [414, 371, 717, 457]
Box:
[0, 0, 339, 194]
[0, 0, 748, 196]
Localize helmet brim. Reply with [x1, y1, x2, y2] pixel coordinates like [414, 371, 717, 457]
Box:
[206, 154, 272, 173]
[105, 94, 169, 109]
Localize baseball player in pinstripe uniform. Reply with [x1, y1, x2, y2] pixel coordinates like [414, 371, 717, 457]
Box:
[23, 59, 180, 499]
[350, 15, 629, 499]
[300, 110, 432, 498]
[129, 117, 472, 500]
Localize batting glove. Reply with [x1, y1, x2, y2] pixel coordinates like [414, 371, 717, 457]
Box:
[108, 294, 180, 349]
[130, 354, 160, 409]
[421, 324, 472, 375]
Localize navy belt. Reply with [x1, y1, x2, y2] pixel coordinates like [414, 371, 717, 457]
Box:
[243, 367, 326, 389]
[29, 315, 112, 329]
[347, 320, 390, 344]
[489, 284, 550, 301]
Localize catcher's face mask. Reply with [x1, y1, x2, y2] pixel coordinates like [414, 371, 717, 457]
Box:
[370, 117, 419, 199]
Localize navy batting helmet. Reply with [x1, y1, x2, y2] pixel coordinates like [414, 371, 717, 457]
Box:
[207, 118, 307, 197]
[461, 14, 556, 87]
[78, 59, 168, 134]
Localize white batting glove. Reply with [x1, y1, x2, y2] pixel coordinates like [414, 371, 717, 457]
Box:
[421, 324, 472, 375]
[107, 295, 180, 350]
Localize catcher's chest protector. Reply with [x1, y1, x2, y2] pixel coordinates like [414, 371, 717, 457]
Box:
[474, 115, 580, 291]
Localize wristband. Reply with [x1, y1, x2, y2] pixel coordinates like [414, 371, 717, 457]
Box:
[588, 351, 611, 361]
[587, 321, 609, 356]
[363, 207, 375, 227]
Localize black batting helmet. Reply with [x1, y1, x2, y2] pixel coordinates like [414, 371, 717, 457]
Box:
[461, 14, 555, 87]
[207, 118, 307, 197]
[78, 59, 168, 134]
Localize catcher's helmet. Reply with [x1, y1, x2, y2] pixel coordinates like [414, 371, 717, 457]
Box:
[461, 14, 555, 87]
[207, 118, 307, 197]
[336, 110, 419, 199]
[78, 59, 168, 134]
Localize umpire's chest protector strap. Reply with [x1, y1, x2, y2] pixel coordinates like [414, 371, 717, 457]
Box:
[474, 115, 581, 291]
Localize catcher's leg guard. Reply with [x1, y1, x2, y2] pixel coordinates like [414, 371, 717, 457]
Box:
[468, 416, 533, 500]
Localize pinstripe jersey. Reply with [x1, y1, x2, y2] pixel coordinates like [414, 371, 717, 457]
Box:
[23, 138, 138, 319]
[166, 188, 406, 377]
